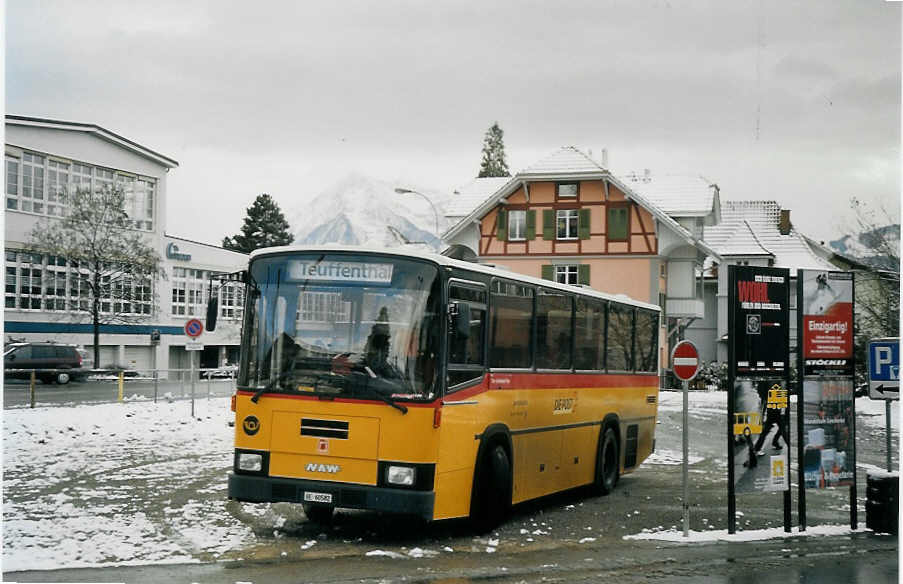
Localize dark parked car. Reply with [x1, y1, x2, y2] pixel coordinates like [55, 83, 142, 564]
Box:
[3, 342, 83, 384]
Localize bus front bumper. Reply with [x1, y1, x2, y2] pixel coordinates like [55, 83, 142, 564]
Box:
[228, 473, 435, 520]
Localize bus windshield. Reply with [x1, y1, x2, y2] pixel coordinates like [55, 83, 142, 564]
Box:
[240, 253, 442, 402]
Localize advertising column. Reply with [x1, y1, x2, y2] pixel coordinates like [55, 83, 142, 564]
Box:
[727, 265, 791, 534]
[797, 270, 855, 530]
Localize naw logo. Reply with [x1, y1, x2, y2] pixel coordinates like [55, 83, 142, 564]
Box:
[306, 462, 341, 474]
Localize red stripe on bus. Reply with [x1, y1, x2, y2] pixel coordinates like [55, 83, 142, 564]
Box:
[236, 372, 657, 406]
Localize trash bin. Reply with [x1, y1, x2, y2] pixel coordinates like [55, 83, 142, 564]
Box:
[866, 472, 898, 534]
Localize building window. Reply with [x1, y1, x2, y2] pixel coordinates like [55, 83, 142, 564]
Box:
[46, 160, 70, 217]
[21, 152, 45, 214]
[6, 155, 19, 210]
[172, 268, 207, 317]
[557, 209, 579, 240]
[555, 265, 578, 285]
[508, 210, 526, 241]
[557, 182, 578, 198]
[607, 205, 629, 241]
[219, 280, 245, 321]
[5, 150, 156, 231]
[4, 251, 152, 315]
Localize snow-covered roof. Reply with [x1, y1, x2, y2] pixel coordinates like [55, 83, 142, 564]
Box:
[446, 176, 512, 218]
[617, 173, 719, 218]
[703, 201, 834, 275]
[520, 146, 605, 176]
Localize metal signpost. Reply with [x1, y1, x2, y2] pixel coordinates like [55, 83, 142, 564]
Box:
[185, 319, 205, 418]
[868, 338, 899, 471]
[672, 340, 701, 538]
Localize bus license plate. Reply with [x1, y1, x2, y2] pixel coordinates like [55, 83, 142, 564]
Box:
[303, 491, 333, 503]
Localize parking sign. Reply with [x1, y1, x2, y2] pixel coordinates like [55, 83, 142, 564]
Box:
[868, 338, 899, 400]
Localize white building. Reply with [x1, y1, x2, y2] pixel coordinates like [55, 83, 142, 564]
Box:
[4, 115, 247, 372]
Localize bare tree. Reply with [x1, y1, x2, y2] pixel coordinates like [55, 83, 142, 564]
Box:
[27, 185, 164, 367]
[846, 197, 900, 383]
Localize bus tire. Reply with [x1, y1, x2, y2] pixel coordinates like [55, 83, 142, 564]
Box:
[471, 444, 511, 533]
[595, 426, 619, 496]
[302, 503, 334, 524]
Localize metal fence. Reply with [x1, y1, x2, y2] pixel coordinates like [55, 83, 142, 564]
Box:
[5, 367, 238, 413]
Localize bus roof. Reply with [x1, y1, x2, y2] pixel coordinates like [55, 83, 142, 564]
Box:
[249, 244, 661, 312]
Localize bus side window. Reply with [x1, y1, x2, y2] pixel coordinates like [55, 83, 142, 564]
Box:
[448, 283, 487, 389]
[536, 289, 573, 370]
[606, 303, 635, 372]
[489, 280, 534, 369]
[634, 309, 659, 372]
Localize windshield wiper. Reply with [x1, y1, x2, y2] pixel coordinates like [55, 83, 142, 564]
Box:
[251, 372, 290, 403]
[354, 368, 408, 414]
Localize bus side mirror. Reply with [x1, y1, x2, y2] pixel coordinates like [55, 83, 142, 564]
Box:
[450, 302, 471, 339]
[206, 296, 219, 332]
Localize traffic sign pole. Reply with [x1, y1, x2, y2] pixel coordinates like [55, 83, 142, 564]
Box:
[886, 400, 892, 472]
[671, 340, 700, 539]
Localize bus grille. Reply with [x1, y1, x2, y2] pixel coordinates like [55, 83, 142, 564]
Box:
[301, 418, 349, 439]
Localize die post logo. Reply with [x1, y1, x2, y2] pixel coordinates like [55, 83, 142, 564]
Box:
[243, 415, 260, 436]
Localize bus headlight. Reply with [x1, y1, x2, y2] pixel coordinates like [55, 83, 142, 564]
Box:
[238, 452, 263, 472]
[386, 465, 416, 486]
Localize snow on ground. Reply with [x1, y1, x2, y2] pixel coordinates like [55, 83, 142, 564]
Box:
[624, 524, 870, 543]
[2, 390, 896, 572]
[2, 397, 252, 572]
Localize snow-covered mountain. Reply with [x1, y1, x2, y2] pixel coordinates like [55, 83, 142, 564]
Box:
[829, 224, 900, 271]
[289, 173, 453, 251]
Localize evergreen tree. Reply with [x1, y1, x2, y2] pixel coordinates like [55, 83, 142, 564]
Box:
[478, 122, 510, 178]
[223, 193, 294, 253]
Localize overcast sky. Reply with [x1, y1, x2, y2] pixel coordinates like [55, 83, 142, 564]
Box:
[6, 1, 900, 245]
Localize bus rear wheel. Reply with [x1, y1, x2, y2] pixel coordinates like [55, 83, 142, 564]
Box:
[302, 504, 334, 524]
[471, 444, 511, 533]
[595, 427, 619, 496]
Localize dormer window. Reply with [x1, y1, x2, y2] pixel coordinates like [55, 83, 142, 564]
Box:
[557, 182, 578, 198]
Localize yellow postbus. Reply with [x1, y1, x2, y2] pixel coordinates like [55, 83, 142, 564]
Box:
[220, 246, 660, 530]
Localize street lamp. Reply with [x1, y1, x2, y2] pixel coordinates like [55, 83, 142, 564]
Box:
[394, 187, 439, 237]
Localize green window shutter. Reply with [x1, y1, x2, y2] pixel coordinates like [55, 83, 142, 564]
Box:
[608, 207, 629, 240]
[525, 210, 536, 240]
[541, 265, 554, 281]
[578, 208, 591, 240]
[496, 209, 508, 241]
[578, 264, 590, 285]
[542, 209, 555, 240]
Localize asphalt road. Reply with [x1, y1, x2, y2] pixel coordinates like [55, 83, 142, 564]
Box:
[5, 390, 898, 583]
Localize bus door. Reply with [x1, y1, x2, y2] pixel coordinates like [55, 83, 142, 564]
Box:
[434, 279, 487, 519]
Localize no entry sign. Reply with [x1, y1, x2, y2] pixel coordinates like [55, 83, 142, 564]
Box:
[672, 340, 700, 381]
[184, 318, 204, 338]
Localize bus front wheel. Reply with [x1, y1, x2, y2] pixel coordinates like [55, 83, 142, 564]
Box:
[595, 427, 619, 496]
[471, 444, 511, 533]
[303, 504, 334, 524]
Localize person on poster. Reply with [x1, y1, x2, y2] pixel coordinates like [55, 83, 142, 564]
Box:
[805, 273, 840, 315]
[753, 398, 786, 456]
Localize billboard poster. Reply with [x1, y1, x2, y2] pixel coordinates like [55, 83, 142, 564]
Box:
[730, 266, 790, 377]
[802, 378, 855, 488]
[801, 270, 854, 376]
[731, 378, 790, 493]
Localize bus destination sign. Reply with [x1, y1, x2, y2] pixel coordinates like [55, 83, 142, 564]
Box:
[290, 261, 394, 284]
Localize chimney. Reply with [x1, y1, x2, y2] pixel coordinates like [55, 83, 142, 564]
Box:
[779, 209, 791, 235]
[601, 148, 608, 168]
